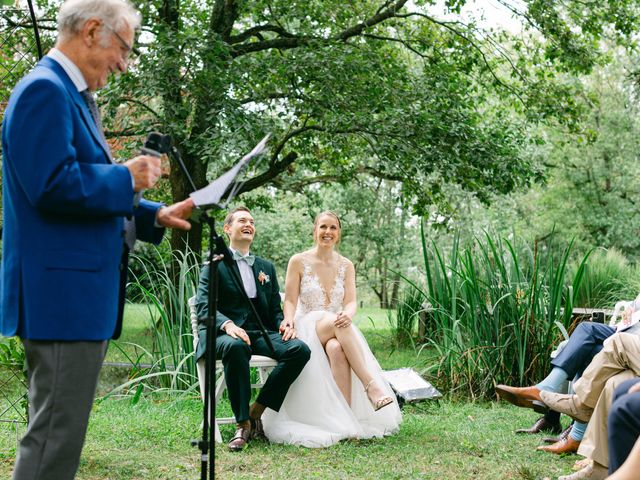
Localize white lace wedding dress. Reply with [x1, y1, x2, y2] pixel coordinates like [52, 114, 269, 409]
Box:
[262, 255, 402, 447]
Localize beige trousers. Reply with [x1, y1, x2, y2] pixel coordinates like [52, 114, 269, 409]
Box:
[573, 333, 640, 408]
[577, 371, 635, 467]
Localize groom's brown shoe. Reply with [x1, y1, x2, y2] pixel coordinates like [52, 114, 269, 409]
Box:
[539, 391, 593, 423]
[228, 424, 251, 452]
[496, 385, 542, 409]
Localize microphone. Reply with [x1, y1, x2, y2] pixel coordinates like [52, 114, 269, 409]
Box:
[133, 132, 166, 208]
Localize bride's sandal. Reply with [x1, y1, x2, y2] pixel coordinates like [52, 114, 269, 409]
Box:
[364, 379, 394, 411]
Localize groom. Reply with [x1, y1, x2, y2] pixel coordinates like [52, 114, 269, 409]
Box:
[195, 206, 310, 451]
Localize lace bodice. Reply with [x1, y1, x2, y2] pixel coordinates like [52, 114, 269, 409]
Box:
[297, 255, 347, 315]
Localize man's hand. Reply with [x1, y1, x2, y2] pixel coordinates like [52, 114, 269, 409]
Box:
[334, 311, 352, 328]
[124, 155, 162, 192]
[156, 198, 195, 230]
[629, 382, 640, 394]
[224, 323, 250, 345]
[279, 321, 297, 341]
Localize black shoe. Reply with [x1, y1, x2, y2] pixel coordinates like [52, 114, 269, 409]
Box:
[543, 423, 573, 444]
[515, 416, 562, 435]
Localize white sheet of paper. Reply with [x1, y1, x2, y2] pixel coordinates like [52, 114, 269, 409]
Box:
[190, 134, 271, 207]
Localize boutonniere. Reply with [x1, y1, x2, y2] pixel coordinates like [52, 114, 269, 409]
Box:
[257, 271, 270, 285]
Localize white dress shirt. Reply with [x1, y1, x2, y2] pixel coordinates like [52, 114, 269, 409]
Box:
[229, 248, 257, 299]
[220, 248, 257, 333]
[47, 48, 87, 92]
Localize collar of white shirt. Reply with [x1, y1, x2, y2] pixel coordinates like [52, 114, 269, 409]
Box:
[47, 48, 88, 92]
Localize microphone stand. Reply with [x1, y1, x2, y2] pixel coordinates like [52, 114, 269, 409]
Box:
[191, 209, 222, 480]
[167, 141, 274, 480]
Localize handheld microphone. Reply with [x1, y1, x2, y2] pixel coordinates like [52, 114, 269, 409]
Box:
[133, 132, 169, 208]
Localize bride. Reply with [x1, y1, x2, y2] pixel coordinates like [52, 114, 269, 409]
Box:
[262, 211, 402, 447]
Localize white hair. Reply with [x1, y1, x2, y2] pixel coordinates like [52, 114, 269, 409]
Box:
[57, 0, 140, 44]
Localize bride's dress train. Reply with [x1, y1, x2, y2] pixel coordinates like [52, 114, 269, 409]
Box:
[262, 256, 402, 447]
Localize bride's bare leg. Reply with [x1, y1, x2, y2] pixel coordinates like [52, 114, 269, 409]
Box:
[316, 314, 388, 404]
[325, 338, 351, 405]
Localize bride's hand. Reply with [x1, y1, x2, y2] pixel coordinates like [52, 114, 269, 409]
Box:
[334, 312, 352, 328]
[279, 321, 297, 341]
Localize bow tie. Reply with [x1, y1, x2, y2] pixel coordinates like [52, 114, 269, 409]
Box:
[232, 251, 255, 266]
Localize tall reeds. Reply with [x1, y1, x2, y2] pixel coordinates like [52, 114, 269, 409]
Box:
[109, 245, 201, 397]
[410, 224, 590, 399]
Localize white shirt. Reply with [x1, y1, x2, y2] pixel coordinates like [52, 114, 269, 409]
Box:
[229, 248, 257, 299]
[47, 48, 87, 92]
[220, 248, 257, 333]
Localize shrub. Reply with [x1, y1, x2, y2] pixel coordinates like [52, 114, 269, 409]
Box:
[570, 247, 640, 308]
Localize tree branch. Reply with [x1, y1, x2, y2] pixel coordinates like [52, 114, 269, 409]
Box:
[231, 0, 410, 57]
[229, 24, 295, 44]
[336, 0, 409, 41]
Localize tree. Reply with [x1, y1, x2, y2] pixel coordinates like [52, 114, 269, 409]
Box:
[6, 1, 640, 256]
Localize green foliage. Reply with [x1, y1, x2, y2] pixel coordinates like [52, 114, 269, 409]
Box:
[107, 244, 201, 396]
[0, 337, 24, 369]
[393, 286, 424, 346]
[406, 225, 587, 399]
[570, 247, 640, 308]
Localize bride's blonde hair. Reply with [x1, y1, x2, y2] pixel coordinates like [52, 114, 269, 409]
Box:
[313, 210, 342, 245]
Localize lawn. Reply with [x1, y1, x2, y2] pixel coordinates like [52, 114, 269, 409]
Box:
[0, 304, 579, 479]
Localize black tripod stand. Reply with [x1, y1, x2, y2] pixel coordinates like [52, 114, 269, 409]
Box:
[162, 133, 272, 480]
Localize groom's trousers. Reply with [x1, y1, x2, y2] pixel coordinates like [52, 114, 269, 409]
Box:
[216, 330, 310, 423]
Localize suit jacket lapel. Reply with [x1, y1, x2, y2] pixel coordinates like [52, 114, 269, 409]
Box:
[39, 57, 112, 163]
[251, 258, 267, 309]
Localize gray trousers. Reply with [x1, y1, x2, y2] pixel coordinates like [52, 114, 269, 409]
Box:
[13, 340, 108, 480]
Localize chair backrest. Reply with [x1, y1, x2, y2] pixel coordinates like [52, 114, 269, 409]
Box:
[188, 296, 199, 351]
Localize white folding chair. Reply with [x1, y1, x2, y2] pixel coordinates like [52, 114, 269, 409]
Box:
[188, 296, 276, 443]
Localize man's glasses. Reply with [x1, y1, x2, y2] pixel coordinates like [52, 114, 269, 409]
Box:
[104, 24, 140, 60]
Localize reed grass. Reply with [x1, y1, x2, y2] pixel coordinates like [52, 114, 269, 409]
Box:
[399, 224, 591, 399]
[108, 245, 201, 398]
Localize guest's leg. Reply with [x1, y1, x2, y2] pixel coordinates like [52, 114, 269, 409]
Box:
[609, 437, 640, 480]
[573, 334, 640, 408]
[551, 322, 615, 379]
[216, 334, 252, 424]
[13, 340, 107, 480]
[607, 377, 640, 473]
[577, 372, 635, 469]
[251, 332, 310, 414]
[325, 338, 352, 405]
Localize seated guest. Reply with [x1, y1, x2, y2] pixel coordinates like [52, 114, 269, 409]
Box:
[556, 372, 634, 480]
[607, 377, 640, 475]
[497, 321, 621, 454]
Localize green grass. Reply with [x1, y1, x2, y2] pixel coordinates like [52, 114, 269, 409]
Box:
[0, 304, 580, 479]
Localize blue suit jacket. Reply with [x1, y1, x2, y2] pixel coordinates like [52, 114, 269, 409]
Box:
[1, 56, 164, 341]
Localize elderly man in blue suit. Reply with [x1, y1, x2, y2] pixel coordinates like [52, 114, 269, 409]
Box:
[1, 1, 193, 479]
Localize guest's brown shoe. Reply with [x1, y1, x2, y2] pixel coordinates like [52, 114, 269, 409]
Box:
[515, 415, 562, 434]
[227, 424, 251, 452]
[543, 423, 572, 444]
[537, 436, 580, 455]
[539, 391, 593, 423]
[496, 385, 542, 409]
[250, 418, 267, 441]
